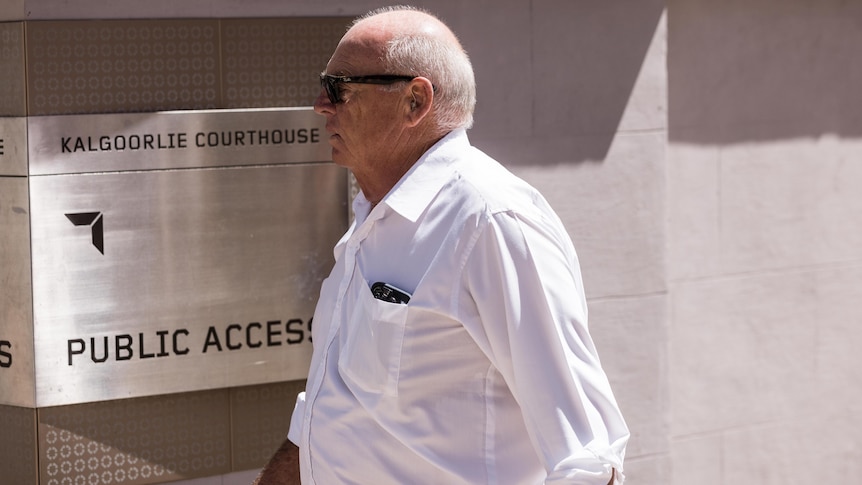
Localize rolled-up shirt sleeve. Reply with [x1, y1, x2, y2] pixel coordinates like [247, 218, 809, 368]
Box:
[462, 208, 629, 484]
[287, 391, 307, 445]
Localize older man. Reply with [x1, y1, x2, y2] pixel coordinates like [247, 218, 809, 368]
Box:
[256, 6, 629, 485]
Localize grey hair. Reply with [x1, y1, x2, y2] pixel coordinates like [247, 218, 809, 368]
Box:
[354, 6, 477, 131]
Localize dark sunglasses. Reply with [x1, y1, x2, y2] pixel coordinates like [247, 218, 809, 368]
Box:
[319, 73, 416, 104]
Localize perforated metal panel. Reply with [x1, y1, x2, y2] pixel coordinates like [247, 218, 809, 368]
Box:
[221, 18, 349, 108]
[27, 20, 221, 115]
[24, 17, 349, 116]
[0, 404, 38, 483]
[0, 22, 25, 116]
[230, 380, 306, 471]
[38, 390, 232, 484]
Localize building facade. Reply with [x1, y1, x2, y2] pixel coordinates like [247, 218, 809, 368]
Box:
[1, 1, 859, 484]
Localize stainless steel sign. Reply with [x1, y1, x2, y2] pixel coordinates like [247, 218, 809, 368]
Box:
[0, 117, 35, 408]
[28, 107, 328, 175]
[14, 108, 348, 407]
[0, 176, 35, 408]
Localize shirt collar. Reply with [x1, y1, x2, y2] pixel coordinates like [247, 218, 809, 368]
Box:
[374, 128, 470, 223]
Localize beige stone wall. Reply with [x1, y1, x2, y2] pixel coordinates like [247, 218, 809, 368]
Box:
[667, 1, 862, 483]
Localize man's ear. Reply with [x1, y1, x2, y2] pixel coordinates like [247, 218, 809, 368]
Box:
[405, 77, 434, 127]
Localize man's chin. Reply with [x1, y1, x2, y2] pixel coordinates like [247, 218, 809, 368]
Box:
[328, 139, 346, 166]
[329, 150, 350, 168]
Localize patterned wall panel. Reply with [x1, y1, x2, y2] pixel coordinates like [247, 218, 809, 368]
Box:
[230, 380, 306, 471]
[38, 390, 231, 484]
[221, 18, 350, 108]
[26, 20, 221, 115]
[0, 22, 26, 116]
[0, 404, 38, 483]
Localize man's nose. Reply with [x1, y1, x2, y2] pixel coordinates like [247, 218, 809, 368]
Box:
[313, 90, 335, 115]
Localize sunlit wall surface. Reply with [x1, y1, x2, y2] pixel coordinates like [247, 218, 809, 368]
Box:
[667, 1, 862, 483]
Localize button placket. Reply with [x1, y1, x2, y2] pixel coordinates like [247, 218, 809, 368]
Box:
[303, 211, 382, 446]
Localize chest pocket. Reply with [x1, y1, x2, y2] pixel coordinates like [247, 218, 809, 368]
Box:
[338, 276, 409, 397]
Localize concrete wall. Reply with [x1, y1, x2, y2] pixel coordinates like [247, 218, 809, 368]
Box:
[2, 0, 858, 484]
[667, 1, 862, 483]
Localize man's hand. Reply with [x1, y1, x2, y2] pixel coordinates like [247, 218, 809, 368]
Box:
[253, 439, 300, 485]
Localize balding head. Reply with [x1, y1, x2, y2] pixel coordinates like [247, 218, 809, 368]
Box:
[348, 7, 461, 47]
[344, 6, 476, 132]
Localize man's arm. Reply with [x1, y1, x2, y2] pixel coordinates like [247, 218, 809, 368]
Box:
[252, 438, 300, 485]
[462, 212, 629, 483]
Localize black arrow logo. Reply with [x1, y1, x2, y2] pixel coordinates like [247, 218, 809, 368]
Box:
[65, 212, 104, 254]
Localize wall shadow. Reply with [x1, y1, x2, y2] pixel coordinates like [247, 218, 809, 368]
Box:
[668, 0, 862, 144]
[471, 0, 667, 166]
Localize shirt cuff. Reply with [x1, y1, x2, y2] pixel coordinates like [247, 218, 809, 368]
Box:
[286, 391, 306, 446]
[611, 467, 624, 484]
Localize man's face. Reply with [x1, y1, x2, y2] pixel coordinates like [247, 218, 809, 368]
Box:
[313, 37, 408, 174]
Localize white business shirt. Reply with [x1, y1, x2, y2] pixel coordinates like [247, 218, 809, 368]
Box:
[288, 129, 629, 484]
